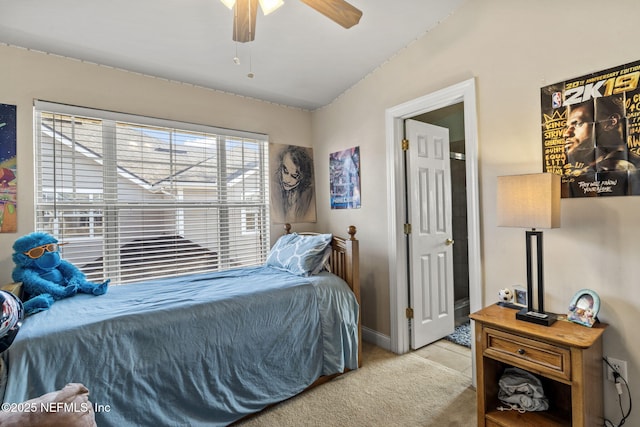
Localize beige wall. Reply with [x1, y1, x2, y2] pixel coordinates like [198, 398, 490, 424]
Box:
[312, 0, 639, 423]
[2, 0, 638, 423]
[0, 43, 312, 276]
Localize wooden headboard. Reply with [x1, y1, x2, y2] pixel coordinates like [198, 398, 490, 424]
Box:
[284, 223, 361, 366]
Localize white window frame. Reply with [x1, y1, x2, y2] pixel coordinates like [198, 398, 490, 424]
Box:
[34, 101, 270, 284]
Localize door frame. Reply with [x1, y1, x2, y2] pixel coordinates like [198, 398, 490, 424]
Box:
[385, 78, 482, 356]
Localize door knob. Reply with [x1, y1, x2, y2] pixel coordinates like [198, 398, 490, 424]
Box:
[445, 238, 454, 246]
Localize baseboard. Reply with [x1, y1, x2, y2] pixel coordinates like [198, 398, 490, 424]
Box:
[362, 326, 391, 351]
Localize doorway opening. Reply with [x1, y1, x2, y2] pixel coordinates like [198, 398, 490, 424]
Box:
[385, 78, 482, 375]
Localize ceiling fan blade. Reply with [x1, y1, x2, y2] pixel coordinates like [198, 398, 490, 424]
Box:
[233, 0, 258, 43]
[299, 0, 362, 29]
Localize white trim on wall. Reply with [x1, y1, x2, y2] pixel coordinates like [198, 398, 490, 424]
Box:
[362, 326, 392, 351]
[385, 78, 482, 359]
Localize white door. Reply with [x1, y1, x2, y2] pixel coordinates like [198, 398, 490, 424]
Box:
[405, 119, 455, 350]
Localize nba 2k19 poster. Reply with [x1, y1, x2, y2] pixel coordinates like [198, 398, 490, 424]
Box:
[541, 59, 640, 198]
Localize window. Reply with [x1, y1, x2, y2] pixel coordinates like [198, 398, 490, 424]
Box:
[241, 208, 258, 234]
[34, 101, 270, 284]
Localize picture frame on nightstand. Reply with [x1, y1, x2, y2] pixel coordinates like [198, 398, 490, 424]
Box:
[568, 289, 600, 327]
[513, 284, 527, 307]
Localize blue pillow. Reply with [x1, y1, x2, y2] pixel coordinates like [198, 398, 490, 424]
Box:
[266, 233, 333, 276]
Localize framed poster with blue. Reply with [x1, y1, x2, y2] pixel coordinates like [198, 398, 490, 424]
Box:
[329, 146, 361, 209]
[0, 103, 17, 233]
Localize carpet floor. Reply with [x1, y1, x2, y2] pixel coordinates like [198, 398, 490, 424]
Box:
[236, 342, 476, 426]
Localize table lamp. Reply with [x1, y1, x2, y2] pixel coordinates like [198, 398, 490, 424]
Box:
[497, 173, 561, 326]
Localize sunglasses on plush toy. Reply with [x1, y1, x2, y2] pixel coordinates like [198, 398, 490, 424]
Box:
[23, 243, 67, 259]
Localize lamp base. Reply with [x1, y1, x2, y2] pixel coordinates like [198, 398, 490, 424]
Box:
[516, 308, 557, 326]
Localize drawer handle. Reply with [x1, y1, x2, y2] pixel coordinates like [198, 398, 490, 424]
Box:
[517, 348, 525, 355]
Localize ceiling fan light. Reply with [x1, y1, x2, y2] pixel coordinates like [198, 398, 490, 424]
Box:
[258, 0, 284, 15]
[220, 0, 236, 9]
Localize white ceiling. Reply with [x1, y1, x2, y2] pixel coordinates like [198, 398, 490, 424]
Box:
[0, 0, 465, 110]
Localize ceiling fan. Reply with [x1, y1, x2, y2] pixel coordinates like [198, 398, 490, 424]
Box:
[221, 0, 363, 43]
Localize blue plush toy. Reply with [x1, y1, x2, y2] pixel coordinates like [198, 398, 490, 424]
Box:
[12, 232, 109, 316]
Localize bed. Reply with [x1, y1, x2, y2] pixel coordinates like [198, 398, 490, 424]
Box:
[1, 224, 360, 427]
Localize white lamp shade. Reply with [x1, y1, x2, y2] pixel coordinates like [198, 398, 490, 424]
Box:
[497, 173, 561, 229]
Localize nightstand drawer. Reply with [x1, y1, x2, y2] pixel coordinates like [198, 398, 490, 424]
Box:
[483, 327, 571, 382]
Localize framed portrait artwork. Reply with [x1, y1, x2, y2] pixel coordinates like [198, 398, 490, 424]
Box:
[269, 144, 317, 224]
[567, 289, 600, 327]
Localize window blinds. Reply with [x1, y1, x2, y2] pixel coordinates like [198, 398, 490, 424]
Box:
[34, 101, 270, 285]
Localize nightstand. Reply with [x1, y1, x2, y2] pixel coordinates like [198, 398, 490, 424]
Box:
[470, 304, 607, 427]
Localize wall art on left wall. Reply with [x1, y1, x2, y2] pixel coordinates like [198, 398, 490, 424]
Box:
[0, 103, 17, 233]
[269, 143, 317, 224]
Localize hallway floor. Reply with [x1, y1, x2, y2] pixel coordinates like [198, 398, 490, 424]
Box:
[412, 338, 473, 380]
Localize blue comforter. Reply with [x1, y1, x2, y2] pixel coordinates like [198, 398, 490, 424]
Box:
[1, 266, 359, 426]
